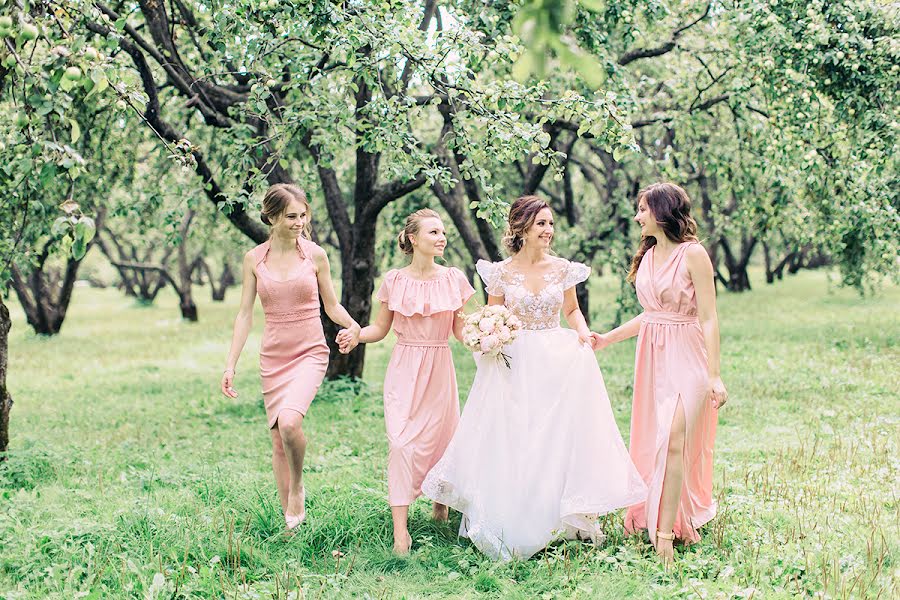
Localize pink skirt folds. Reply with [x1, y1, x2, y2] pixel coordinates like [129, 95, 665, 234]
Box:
[259, 308, 329, 428]
[383, 338, 460, 507]
[624, 310, 717, 546]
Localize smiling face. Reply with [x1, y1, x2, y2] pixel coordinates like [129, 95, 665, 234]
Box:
[634, 195, 662, 239]
[524, 207, 554, 249]
[409, 216, 447, 258]
[272, 197, 309, 239]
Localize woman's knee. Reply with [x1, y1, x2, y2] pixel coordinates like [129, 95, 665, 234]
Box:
[277, 412, 306, 443]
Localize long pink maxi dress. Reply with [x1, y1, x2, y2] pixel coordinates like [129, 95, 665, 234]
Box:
[252, 238, 329, 428]
[377, 267, 475, 506]
[625, 241, 718, 547]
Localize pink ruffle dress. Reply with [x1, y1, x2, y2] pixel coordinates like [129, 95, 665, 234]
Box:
[376, 267, 475, 506]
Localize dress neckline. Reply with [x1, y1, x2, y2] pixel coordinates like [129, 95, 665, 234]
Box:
[502, 256, 565, 296]
[395, 266, 451, 283]
[650, 242, 687, 275]
[260, 239, 309, 283]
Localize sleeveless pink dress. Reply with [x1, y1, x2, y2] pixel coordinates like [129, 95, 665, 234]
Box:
[252, 238, 329, 428]
[376, 267, 475, 506]
[625, 242, 718, 546]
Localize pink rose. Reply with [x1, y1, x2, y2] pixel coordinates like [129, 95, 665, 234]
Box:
[480, 334, 499, 354]
[479, 317, 496, 333]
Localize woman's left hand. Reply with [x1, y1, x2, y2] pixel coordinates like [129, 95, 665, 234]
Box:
[577, 329, 593, 348]
[336, 324, 360, 354]
[708, 376, 728, 409]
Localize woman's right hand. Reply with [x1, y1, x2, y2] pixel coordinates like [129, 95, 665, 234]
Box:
[590, 332, 612, 351]
[221, 369, 238, 398]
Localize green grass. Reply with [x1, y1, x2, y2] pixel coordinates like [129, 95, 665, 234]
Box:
[1, 269, 897, 599]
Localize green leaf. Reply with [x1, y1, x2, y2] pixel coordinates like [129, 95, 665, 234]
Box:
[60, 76, 77, 93]
[69, 119, 81, 144]
[72, 236, 87, 260]
[75, 217, 96, 245]
[51, 216, 70, 237]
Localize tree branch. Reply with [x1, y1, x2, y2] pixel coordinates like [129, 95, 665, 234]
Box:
[617, 2, 711, 66]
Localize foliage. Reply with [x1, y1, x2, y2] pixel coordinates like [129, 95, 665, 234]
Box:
[503, 0, 899, 291]
[0, 0, 139, 284]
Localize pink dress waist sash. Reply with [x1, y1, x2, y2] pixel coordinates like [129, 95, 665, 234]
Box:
[395, 338, 449, 348]
[641, 311, 699, 325]
[264, 307, 321, 324]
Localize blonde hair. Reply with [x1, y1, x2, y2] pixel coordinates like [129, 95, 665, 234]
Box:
[398, 208, 441, 255]
[260, 184, 312, 240]
[502, 195, 551, 254]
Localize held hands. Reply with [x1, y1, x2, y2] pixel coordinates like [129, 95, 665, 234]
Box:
[577, 329, 593, 348]
[336, 324, 361, 354]
[220, 369, 238, 398]
[708, 376, 728, 409]
[589, 331, 612, 352]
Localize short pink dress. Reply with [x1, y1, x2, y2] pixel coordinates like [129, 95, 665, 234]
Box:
[377, 267, 475, 506]
[252, 238, 329, 428]
[625, 242, 718, 546]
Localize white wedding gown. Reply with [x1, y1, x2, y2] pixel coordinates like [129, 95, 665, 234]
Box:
[422, 257, 647, 561]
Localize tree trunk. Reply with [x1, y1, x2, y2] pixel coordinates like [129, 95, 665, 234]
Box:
[764, 239, 798, 283]
[575, 281, 590, 326]
[175, 210, 198, 322]
[435, 101, 503, 262]
[696, 172, 720, 273]
[9, 241, 87, 336]
[96, 231, 171, 302]
[324, 221, 378, 379]
[719, 234, 757, 292]
[433, 180, 493, 265]
[199, 258, 235, 302]
[0, 296, 11, 457]
[763, 241, 775, 284]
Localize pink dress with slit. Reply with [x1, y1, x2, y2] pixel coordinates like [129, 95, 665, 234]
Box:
[624, 241, 718, 546]
[377, 267, 475, 506]
[252, 238, 329, 428]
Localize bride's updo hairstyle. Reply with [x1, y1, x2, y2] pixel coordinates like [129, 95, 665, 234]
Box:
[398, 208, 441, 255]
[260, 184, 312, 240]
[627, 182, 699, 283]
[503, 195, 550, 254]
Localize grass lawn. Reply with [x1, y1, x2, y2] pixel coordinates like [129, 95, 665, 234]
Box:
[1, 268, 897, 599]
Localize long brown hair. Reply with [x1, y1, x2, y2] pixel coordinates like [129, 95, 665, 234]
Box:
[627, 182, 699, 283]
[397, 208, 441, 255]
[503, 195, 551, 254]
[260, 184, 312, 240]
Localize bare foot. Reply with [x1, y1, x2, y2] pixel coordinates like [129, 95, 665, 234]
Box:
[432, 503, 449, 522]
[393, 532, 412, 555]
[656, 531, 675, 570]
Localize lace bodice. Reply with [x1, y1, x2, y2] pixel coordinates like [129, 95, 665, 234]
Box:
[476, 258, 590, 330]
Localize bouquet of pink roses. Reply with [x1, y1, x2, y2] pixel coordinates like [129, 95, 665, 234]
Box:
[460, 305, 522, 368]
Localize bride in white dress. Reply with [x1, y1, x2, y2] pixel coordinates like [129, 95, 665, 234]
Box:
[422, 195, 646, 561]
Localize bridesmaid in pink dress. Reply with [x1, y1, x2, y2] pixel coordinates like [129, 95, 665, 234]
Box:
[221, 184, 360, 530]
[593, 182, 728, 567]
[341, 209, 474, 554]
